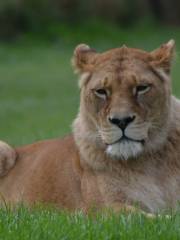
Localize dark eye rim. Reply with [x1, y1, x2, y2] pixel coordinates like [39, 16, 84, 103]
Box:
[136, 84, 152, 94]
[95, 88, 107, 95]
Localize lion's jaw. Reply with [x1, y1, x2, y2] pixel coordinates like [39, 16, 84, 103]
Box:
[72, 41, 174, 164]
[98, 115, 150, 160]
[104, 121, 169, 160]
[106, 138, 145, 161]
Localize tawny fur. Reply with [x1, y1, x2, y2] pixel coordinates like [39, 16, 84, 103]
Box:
[0, 141, 16, 177]
[1, 40, 180, 214]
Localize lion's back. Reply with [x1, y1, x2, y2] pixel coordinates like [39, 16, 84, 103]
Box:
[0, 136, 83, 210]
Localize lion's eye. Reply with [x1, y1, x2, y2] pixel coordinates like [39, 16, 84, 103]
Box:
[135, 84, 151, 95]
[94, 89, 108, 99]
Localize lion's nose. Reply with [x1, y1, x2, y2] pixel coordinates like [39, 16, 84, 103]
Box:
[109, 115, 135, 130]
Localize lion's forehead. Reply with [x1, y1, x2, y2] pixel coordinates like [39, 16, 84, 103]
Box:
[96, 47, 151, 63]
[94, 49, 151, 76]
[92, 58, 151, 87]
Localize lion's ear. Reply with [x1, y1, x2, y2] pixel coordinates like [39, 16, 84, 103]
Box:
[150, 40, 175, 73]
[72, 44, 97, 73]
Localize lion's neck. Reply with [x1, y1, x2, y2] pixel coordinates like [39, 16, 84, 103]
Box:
[73, 97, 180, 171]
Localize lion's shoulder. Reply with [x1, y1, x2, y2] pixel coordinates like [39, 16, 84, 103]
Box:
[14, 135, 80, 171]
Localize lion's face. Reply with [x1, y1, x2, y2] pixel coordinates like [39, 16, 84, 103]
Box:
[73, 41, 175, 160]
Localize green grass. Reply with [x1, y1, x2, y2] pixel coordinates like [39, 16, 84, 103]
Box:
[1, 22, 180, 239]
[0, 43, 79, 145]
[0, 206, 180, 240]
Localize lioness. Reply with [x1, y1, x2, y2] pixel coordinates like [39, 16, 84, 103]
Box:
[0, 40, 180, 214]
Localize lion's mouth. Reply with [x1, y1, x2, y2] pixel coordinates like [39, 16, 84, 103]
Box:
[107, 135, 145, 145]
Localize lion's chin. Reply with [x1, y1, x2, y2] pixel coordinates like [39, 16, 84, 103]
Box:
[106, 140, 143, 160]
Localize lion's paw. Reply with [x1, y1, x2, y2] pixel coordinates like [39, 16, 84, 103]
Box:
[0, 141, 16, 177]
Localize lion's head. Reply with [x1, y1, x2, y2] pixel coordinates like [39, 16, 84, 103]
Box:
[72, 40, 175, 160]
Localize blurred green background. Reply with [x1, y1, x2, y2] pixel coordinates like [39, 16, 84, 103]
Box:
[0, 0, 180, 146]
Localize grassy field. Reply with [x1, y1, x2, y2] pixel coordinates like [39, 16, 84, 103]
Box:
[0, 207, 180, 240]
[1, 22, 180, 239]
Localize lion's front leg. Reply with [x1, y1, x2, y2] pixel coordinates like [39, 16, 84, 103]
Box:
[0, 141, 16, 177]
[106, 202, 155, 218]
[84, 202, 155, 218]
